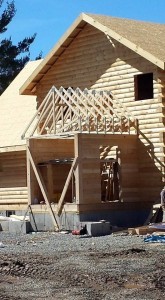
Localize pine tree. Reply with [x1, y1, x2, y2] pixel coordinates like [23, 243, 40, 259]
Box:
[0, 0, 40, 94]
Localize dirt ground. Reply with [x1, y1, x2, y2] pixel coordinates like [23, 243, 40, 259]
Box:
[0, 231, 165, 300]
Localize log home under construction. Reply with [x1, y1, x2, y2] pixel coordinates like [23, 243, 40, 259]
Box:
[0, 13, 165, 230]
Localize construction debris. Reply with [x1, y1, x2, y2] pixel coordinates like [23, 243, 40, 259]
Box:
[128, 222, 165, 236]
[144, 234, 165, 243]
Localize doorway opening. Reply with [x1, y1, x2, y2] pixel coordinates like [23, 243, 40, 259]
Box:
[100, 145, 120, 201]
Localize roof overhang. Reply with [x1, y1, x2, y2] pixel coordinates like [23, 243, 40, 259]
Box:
[20, 13, 165, 96]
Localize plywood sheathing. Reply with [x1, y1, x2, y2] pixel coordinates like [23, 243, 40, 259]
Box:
[0, 60, 42, 149]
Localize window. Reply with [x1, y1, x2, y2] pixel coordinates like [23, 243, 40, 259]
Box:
[134, 73, 153, 100]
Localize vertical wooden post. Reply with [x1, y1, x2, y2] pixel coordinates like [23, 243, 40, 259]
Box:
[26, 140, 32, 205]
[57, 157, 78, 216]
[74, 134, 83, 205]
[47, 164, 54, 202]
[52, 90, 56, 134]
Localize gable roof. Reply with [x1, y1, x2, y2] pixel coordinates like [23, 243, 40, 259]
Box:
[0, 59, 42, 151]
[20, 13, 165, 96]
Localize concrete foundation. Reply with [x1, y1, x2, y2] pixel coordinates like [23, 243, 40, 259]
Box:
[0, 207, 152, 233]
[9, 221, 32, 234]
[29, 208, 151, 232]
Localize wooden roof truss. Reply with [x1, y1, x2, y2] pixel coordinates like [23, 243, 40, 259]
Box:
[22, 86, 138, 139]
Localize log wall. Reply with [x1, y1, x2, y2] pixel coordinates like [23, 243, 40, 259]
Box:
[36, 24, 159, 103]
[35, 24, 164, 203]
[0, 151, 28, 205]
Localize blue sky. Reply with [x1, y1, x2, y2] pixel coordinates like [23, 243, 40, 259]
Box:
[1, 0, 165, 59]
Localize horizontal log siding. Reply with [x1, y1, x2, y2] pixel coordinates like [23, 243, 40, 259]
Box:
[35, 24, 164, 203]
[0, 151, 28, 205]
[0, 151, 27, 188]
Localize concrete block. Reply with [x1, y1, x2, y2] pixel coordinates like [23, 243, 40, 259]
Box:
[9, 221, 31, 234]
[86, 221, 111, 237]
[0, 220, 9, 232]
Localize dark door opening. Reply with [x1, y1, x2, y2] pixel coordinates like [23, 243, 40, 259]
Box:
[101, 159, 119, 201]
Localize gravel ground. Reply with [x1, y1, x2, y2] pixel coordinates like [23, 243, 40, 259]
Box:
[0, 231, 165, 300]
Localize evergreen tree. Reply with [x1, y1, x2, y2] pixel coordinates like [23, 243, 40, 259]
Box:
[0, 0, 40, 94]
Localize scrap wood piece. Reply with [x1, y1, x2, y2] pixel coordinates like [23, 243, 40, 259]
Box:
[27, 147, 59, 231]
[135, 226, 158, 235]
[128, 228, 136, 235]
[128, 224, 165, 236]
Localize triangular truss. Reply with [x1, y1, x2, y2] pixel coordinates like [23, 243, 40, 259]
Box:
[22, 86, 138, 139]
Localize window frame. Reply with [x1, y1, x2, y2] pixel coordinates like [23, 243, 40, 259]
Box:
[134, 73, 154, 101]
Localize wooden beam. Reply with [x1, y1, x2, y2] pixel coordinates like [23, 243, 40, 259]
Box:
[57, 157, 78, 216]
[27, 147, 59, 231]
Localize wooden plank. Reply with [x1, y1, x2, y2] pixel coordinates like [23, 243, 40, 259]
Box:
[0, 204, 28, 210]
[0, 187, 27, 191]
[57, 157, 78, 216]
[27, 147, 59, 231]
[134, 226, 165, 235]
[0, 199, 28, 204]
[0, 195, 28, 199]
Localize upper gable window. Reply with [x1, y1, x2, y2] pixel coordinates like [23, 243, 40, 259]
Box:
[134, 73, 153, 101]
